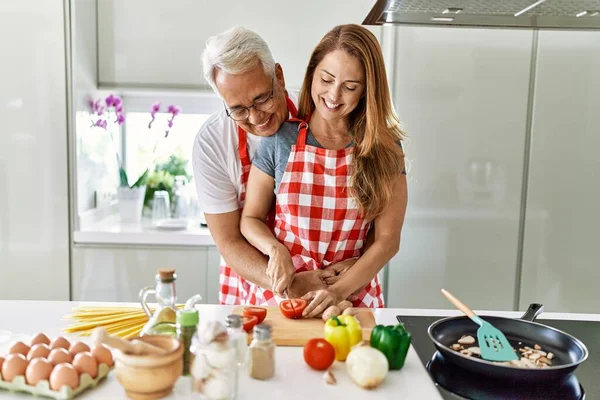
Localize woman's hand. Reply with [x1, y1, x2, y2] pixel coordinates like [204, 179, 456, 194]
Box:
[301, 289, 343, 318]
[267, 244, 295, 296]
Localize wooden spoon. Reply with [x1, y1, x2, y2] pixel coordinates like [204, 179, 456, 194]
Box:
[91, 327, 168, 355]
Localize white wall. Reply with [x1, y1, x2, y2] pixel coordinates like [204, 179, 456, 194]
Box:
[97, 0, 378, 90]
[0, 0, 70, 300]
[520, 30, 600, 313]
[387, 26, 534, 310]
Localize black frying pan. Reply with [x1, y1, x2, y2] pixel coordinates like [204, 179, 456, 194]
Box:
[427, 303, 589, 382]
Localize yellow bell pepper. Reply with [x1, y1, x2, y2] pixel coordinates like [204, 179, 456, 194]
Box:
[324, 315, 363, 361]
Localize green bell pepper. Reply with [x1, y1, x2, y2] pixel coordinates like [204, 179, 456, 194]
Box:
[369, 322, 411, 370]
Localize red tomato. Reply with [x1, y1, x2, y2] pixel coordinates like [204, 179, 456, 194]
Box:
[241, 316, 258, 333]
[243, 307, 267, 324]
[304, 338, 335, 371]
[279, 298, 307, 319]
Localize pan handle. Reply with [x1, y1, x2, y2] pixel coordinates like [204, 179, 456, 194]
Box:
[519, 303, 544, 322]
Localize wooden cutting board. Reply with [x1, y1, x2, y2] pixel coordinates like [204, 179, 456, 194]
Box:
[232, 306, 376, 347]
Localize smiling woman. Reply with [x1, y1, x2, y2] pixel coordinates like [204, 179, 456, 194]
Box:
[240, 24, 408, 315]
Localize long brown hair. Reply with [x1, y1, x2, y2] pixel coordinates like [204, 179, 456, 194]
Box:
[298, 24, 405, 220]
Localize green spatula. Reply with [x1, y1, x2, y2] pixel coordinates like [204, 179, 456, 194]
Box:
[441, 289, 518, 362]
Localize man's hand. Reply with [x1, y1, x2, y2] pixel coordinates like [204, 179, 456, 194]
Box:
[286, 269, 332, 299]
[301, 289, 343, 318]
[323, 258, 363, 300]
[322, 257, 358, 286]
[267, 245, 295, 296]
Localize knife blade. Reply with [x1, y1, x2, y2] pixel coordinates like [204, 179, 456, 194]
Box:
[283, 289, 295, 315]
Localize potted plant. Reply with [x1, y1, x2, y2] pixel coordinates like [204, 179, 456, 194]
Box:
[89, 95, 181, 223]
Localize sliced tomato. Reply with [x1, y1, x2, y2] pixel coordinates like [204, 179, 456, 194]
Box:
[241, 315, 258, 333]
[304, 338, 335, 371]
[243, 307, 267, 324]
[279, 298, 308, 319]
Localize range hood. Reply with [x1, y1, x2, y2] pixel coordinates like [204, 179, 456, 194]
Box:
[363, 0, 600, 29]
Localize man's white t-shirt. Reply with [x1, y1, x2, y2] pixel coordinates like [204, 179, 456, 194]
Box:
[192, 91, 298, 215]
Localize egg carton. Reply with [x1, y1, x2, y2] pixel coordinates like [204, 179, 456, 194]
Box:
[0, 363, 112, 399]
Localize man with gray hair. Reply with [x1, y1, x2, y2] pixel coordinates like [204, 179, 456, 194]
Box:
[193, 26, 354, 305]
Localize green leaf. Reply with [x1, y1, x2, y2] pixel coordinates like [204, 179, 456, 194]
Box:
[119, 167, 129, 187]
[154, 154, 191, 181]
[131, 168, 149, 188]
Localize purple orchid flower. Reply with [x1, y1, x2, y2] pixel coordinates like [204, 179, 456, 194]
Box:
[113, 96, 122, 108]
[105, 94, 115, 107]
[115, 105, 123, 113]
[167, 105, 181, 116]
[116, 113, 125, 125]
[94, 119, 107, 129]
[148, 102, 161, 129]
[151, 102, 161, 116]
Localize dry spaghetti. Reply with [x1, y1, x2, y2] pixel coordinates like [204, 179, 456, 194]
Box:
[63, 305, 184, 339]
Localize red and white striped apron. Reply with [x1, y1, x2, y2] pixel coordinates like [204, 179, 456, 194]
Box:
[245, 117, 384, 308]
[218, 96, 297, 305]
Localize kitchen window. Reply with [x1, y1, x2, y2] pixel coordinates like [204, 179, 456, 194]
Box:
[120, 92, 222, 206]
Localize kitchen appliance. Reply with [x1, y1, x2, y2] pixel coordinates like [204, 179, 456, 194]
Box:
[396, 314, 600, 400]
[363, 0, 600, 29]
[427, 351, 584, 400]
[231, 306, 376, 347]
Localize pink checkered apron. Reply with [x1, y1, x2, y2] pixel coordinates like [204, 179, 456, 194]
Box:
[245, 117, 385, 308]
[218, 96, 298, 305]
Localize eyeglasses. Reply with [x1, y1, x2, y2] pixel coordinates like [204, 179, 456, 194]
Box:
[224, 78, 275, 121]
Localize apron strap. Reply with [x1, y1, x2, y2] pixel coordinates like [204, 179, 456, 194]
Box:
[238, 93, 300, 166]
[238, 125, 251, 169]
[286, 94, 298, 119]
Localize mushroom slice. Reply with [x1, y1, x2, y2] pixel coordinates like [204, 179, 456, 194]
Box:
[457, 335, 476, 345]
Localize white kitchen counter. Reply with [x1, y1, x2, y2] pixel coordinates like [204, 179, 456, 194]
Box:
[1, 302, 598, 400]
[71, 206, 549, 247]
[73, 215, 215, 247]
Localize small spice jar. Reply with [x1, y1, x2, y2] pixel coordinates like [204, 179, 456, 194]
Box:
[226, 314, 248, 367]
[177, 308, 199, 376]
[248, 323, 276, 380]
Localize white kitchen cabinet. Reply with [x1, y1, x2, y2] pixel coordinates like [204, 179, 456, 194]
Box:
[386, 27, 534, 310]
[205, 247, 222, 305]
[97, 0, 378, 90]
[520, 30, 600, 313]
[0, 0, 70, 300]
[71, 245, 215, 304]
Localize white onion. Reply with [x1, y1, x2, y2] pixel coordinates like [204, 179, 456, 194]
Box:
[346, 346, 389, 389]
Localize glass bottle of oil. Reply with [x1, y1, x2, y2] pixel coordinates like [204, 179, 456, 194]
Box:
[139, 268, 178, 336]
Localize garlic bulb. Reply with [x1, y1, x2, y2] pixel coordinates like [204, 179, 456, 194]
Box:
[198, 321, 228, 345]
[346, 346, 389, 389]
[191, 353, 212, 380]
[204, 342, 236, 369]
[203, 369, 233, 400]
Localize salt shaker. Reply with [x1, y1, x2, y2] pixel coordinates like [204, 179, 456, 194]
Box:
[226, 315, 248, 367]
